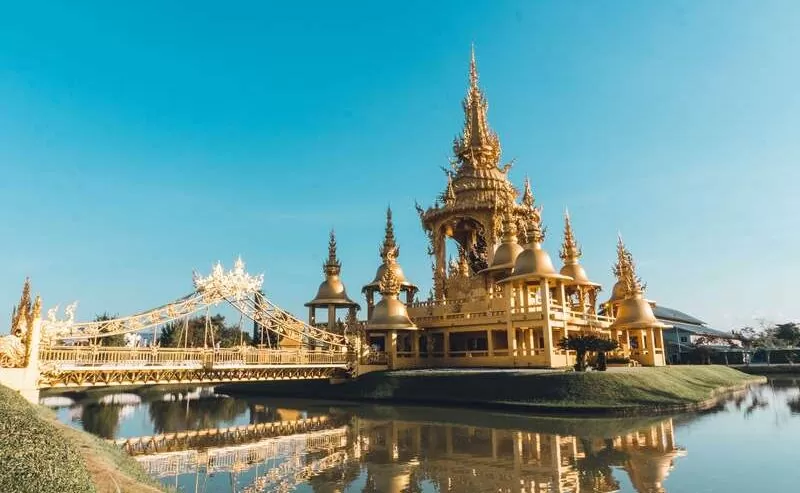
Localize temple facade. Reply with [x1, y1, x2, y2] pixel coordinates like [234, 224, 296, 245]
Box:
[306, 48, 669, 370]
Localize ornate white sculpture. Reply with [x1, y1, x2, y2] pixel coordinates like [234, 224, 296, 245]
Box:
[193, 257, 264, 302]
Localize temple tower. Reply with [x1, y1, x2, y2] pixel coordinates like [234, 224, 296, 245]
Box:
[305, 230, 360, 336]
[417, 47, 533, 300]
[362, 208, 418, 318]
[558, 210, 601, 316]
[607, 236, 670, 366]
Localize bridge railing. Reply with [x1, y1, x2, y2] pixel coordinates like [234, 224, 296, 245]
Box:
[39, 346, 349, 367]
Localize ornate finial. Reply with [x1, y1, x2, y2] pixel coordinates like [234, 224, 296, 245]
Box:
[324, 229, 342, 276]
[452, 45, 501, 171]
[613, 234, 644, 296]
[560, 208, 582, 264]
[379, 207, 399, 262]
[521, 176, 534, 208]
[501, 209, 518, 242]
[443, 174, 456, 205]
[521, 204, 545, 244]
[378, 266, 401, 296]
[469, 43, 479, 89]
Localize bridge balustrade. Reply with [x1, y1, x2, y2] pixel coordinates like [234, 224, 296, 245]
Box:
[39, 346, 348, 368]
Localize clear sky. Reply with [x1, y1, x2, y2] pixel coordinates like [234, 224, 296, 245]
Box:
[1, 0, 798, 332]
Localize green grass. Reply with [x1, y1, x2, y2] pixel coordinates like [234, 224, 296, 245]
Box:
[225, 366, 765, 414]
[0, 385, 95, 493]
[0, 385, 167, 493]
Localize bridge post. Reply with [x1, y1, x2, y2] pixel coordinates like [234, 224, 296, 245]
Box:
[1, 313, 44, 403]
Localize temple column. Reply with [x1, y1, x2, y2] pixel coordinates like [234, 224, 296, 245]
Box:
[540, 278, 555, 366]
[487, 329, 494, 356]
[443, 331, 450, 358]
[528, 328, 535, 357]
[505, 283, 517, 357]
[388, 330, 398, 369]
[308, 306, 315, 326]
[411, 331, 420, 358]
[522, 284, 530, 314]
[328, 305, 336, 333]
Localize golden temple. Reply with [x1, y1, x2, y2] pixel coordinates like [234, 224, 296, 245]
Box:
[308, 47, 669, 370]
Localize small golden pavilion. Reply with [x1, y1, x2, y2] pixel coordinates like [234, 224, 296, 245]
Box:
[306, 48, 669, 370]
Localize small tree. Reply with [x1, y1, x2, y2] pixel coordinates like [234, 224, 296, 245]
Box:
[559, 334, 620, 372]
[93, 313, 125, 346]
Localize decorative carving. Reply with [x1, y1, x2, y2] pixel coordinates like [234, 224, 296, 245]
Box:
[193, 257, 265, 302]
[613, 235, 645, 297]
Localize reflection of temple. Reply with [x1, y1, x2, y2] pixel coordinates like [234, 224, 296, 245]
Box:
[354, 417, 685, 493]
[130, 403, 686, 493]
[307, 47, 671, 369]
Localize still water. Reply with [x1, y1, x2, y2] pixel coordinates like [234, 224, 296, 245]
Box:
[42, 377, 800, 493]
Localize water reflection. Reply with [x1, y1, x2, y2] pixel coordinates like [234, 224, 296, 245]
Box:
[40, 377, 800, 493]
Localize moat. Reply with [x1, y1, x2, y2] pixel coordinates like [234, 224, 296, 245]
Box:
[43, 377, 800, 493]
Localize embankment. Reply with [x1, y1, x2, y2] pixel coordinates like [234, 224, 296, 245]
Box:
[0, 384, 164, 493]
[222, 366, 765, 415]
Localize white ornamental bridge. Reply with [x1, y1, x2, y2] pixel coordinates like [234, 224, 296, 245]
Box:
[0, 258, 358, 400]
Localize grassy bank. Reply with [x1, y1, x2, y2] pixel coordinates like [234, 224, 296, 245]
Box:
[222, 366, 765, 415]
[0, 385, 165, 493]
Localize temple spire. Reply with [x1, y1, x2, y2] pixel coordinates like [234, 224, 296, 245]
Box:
[452, 46, 501, 170]
[614, 234, 644, 296]
[379, 207, 399, 262]
[521, 176, 534, 208]
[560, 208, 582, 264]
[323, 229, 342, 276]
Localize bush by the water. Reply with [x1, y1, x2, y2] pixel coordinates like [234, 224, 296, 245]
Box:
[0, 385, 95, 493]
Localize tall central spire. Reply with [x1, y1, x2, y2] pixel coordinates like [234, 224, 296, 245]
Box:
[453, 46, 501, 170]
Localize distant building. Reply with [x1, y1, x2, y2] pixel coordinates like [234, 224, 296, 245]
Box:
[656, 306, 741, 363]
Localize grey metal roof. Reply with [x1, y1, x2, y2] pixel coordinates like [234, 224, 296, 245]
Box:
[663, 320, 734, 339]
[652, 306, 706, 325]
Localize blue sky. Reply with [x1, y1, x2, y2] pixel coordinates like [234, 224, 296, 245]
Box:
[1, 0, 798, 331]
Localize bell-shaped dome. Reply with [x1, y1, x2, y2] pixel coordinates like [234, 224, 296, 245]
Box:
[306, 275, 359, 308]
[363, 262, 416, 293]
[560, 262, 598, 286]
[610, 293, 669, 330]
[306, 230, 360, 309]
[503, 242, 570, 283]
[366, 268, 417, 331]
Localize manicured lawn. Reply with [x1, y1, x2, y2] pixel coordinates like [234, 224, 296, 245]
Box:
[340, 366, 764, 412]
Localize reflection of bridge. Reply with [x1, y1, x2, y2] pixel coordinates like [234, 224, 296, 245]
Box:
[0, 259, 357, 397]
[116, 416, 343, 455]
[127, 416, 353, 493]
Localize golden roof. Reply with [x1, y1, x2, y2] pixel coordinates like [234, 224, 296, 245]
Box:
[501, 205, 569, 283]
[306, 230, 360, 308]
[366, 265, 418, 331]
[559, 209, 599, 287]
